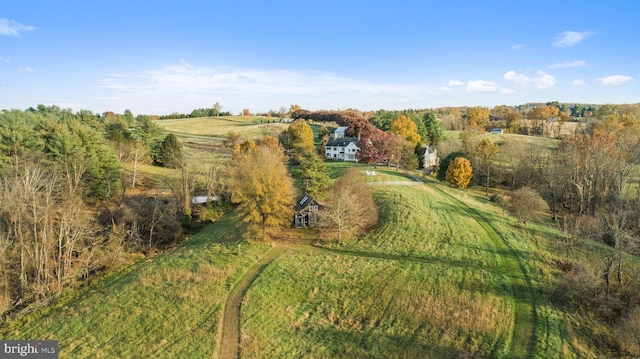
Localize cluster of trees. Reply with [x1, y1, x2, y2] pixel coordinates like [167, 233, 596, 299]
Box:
[0, 105, 222, 315]
[293, 109, 373, 138]
[355, 112, 443, 171]
[436, 103, 640, 140]
[0, 106, 175, 313]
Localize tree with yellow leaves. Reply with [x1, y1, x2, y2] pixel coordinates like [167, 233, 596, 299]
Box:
[279, 119, 315, 155]
[445, 157, 473, 189]
[389, 115, 421, 146]
[465, 107, 491, 129]
[229, 142, 294, 239]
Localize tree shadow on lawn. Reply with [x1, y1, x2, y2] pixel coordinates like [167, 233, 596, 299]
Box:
[308, 326, 492, 358]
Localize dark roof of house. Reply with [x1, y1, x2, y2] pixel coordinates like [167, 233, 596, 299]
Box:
[294, 193, 317, 212]
[326, 137, 358, 147]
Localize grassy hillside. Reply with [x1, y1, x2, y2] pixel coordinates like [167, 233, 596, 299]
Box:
[1, 169, 636, 358]
[0, 216, 271, 358]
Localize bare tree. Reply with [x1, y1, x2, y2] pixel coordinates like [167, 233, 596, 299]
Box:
[510, 187, 544, 226]
[322, 168, 377, 242]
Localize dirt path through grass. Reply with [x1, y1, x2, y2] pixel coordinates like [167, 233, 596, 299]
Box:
[218, 246, 286, 359]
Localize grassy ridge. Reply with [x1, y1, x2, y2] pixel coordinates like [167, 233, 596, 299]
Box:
[339, 186, 506, 269]
[156, 116, 287, 138]
[0, 216, 271, 358]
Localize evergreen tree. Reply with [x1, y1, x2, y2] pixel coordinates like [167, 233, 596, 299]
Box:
[295, 151, 331, 197]
[156, 133, 183, 168]
[422, 111, 444, 145]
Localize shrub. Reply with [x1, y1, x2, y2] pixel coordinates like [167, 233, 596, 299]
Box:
[490, 193, 505, 205]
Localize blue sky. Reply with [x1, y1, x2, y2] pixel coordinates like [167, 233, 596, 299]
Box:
[1, 1, 639, 115]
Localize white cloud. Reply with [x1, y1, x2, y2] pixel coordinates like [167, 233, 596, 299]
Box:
[18, 66, 34, 73]
[547, 60, 587, 69]
[0, 18, 35, 36]
[436, 86, 456, 94]
[0, 57, 9, 63]
[466, 80, 498, 93]
[499, 88, 515, 95]
[571, 79, 587, 87]
[511, 44, 525, 50]
[96, 62, 443, 113]
[448, 80, 464, 86]
[597, 75, 634, 87]
[552, 30, 594, 47]
[504, 70, 556, 89]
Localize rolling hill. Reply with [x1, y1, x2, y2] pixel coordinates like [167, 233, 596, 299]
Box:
[2, 173, 632, 358]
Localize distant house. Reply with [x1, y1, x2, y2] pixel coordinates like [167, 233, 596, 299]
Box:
[293, 193, 321, 227]
[423, 145, 439, 168]
[325, 137, 359, 161]
[490, 128, 504, 135]
[332, 126, 348, 139]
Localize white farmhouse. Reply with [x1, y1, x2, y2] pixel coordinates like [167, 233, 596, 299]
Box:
[424, 145, 439, 168]
[325, 137, 359, 161]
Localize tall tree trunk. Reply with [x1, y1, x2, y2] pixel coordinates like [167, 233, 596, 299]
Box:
[604, 255, 615, 297]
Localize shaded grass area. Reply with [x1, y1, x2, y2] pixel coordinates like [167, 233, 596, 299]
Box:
[241, 250, 513, 358]
[0, 216, 271, 358]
